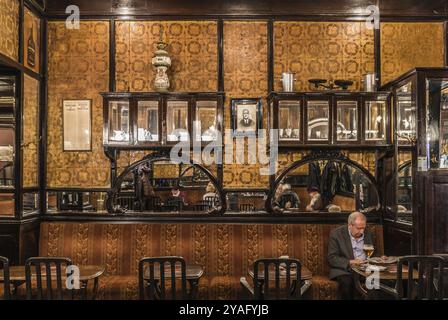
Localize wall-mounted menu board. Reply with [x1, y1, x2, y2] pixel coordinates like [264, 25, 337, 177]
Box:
[63, 100, 91, 151]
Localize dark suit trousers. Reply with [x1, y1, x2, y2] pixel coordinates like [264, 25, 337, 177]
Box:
[335, 274, 354, 300]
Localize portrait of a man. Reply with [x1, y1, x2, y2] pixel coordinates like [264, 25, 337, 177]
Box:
[232, 99, 261, 135]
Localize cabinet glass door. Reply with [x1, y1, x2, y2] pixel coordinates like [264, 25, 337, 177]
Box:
[307, 101, 329, 141]
[397, 82, 416, 143]
[195, 101, 218, 142]
[279, 100, 301, 141]
[365, 98, 387, 141]
[167, 101, 189, 142]
[137, 100, 159, 142]
[109, 101, 130, 142]
[336, 101, 358, 141]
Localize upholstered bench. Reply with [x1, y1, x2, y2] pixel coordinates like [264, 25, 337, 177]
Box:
[39, 222, 384, 300]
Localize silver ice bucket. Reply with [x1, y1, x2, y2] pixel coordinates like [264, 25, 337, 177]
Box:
[281, 72, 295, 92]
[362, 73, 377, 92]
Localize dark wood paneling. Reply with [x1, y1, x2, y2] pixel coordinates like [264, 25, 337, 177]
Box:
[45, 0, 448, 18]
[383, 221, 412, 256]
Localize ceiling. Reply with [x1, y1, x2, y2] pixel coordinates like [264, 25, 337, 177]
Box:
[44, 0, 448, 17]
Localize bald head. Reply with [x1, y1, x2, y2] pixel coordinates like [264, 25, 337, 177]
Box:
[348, 211, 366, 238]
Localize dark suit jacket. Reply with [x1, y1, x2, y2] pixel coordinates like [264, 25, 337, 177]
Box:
[327, 225, 374, 279]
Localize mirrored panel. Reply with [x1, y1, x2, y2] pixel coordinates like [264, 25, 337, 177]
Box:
[279, 100, 301, 141]
[365, 99, 386, 141]
[195, 101, 218, 142]
[0, 193, 14, 216]
[109, 101, 130, 142]
[397, 82, 416, 142]
[0, 76, 15, 121]
[336, 101, 358, 141]
[427, 79, 448, 169]
[110, 160, 221, 214]
[307, 101, 329, 141]
[226, 191, 267, 213]
[396, 160, 412, 224]
[272, 160, 379, 213]
[23, 191, 39, 215]
[46, 191, 108, 214]
[137, 100, 159, 142]
[167, 101, 189, 142]
[0, 126, 14, 187]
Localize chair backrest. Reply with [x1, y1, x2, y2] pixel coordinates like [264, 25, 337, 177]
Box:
[138, 256, 187, 300]
[0, 256, 10, 300]
[395, 255, 445, 300]
[25, 257, 74, 300]
[434, 254, 448, 299]
[204, 196, 219, 207]
[252, 258, 302, 300]
[240, 204, 255, 212]
[167, 197, 183, 211]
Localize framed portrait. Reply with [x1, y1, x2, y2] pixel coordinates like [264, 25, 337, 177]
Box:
[63, 100, 92, 151]
[231, 99, 263, 137]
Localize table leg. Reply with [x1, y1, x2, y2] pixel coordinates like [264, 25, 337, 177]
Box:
[353, 272, 369, 299]
[92, 278, 99, 300]
[81, 280, 89, 300]
[188, 279, 200, 299]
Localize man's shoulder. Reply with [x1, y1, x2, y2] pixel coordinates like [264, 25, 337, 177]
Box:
[330, 225, 347, 238]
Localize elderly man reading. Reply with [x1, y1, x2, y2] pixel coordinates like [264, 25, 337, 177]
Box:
[327, 211, 375, 300]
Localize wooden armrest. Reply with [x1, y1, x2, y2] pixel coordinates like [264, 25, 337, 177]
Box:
[240, 277, 254, 298]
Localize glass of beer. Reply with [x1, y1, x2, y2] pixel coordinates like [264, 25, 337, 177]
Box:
[363, 244, 375, 260]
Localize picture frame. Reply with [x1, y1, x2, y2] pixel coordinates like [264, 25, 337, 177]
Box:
[230, 98, 263, 137]
[63, 99, 92, 151]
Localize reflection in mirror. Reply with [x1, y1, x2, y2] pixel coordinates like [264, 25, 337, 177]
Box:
[307, 101, 329, 141]
[365, 98, 386, 141]
[137, 101, 158, 142]
[46, 192, 107, 214]
[0, 127, 14, 187]
[0, 193, 14, 216]
[226, 191, 267, 213]
[336, 101, 358, 141]
[109, 101, 130, 142]
[272, 160, 379, 214]
[397, 82, 416, 142]
[111, 160, 221, 214]
[23, 192, 39, 215]
[279, 100, 301, 141]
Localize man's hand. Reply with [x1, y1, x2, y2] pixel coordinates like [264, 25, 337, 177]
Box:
[349, 259, 365, 267]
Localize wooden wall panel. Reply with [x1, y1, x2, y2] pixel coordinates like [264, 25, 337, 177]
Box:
[0, 0, 19, 61]
[23, 74, 39, 188]
[274, 22, 374, 92]
[115, 21, 217, 92]
[46, 21, 110, 188]
[223, 21, 269, 189]
[381, 23, 445, 85]
[23, 7, 41, 73]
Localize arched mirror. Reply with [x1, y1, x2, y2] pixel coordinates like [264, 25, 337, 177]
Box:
[106, 155, 224, 215]
[268, 154, 380, 214]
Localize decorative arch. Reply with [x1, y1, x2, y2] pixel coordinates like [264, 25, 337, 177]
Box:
[106, 151, 225, 214]
[266, 150, 380, 213]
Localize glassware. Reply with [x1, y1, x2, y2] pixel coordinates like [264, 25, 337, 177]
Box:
[363, 244, 375, 259]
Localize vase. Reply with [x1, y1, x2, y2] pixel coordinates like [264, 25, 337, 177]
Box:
[152, 41, 171, 92]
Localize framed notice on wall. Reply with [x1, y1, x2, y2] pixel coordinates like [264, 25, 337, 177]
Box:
[63, 100, 92, 151]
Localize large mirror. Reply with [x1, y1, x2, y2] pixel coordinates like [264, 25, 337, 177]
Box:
[396, 159, 412, 224]
[107, 157, 224, 214]
[270, 157, 379, 214]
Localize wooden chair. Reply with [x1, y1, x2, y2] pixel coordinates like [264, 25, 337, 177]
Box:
[25, 257, 75, 300]
[434, 254, 448, 299]
[239, 204, 255, 212]
[379, 255, 445, 300]
[139, 256, 187, 300]
[240, 258, 302, 300]
[204, 196, 220, 207]
[0, 256, 11, 300]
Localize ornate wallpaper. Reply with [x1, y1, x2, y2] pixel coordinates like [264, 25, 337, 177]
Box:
[381, 23, 445, 85]
[23, 74, 39, 188]
[223, 21, 269, 189]
[23, 7, 41, 73]
[115, 21, 218, 92]
[46, 21, 110, 188]
[0, 0, 19, 61]
[274, 22, 374, 91]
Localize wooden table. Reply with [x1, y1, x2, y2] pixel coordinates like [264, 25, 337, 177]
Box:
[143, 265, 204, 299]
[248, 266, 313, 297]
[0, 265, 105, 300]
[352, 264, 419, 299]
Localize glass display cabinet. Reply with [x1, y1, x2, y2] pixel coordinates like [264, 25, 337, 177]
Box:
[268, 92, 392, 146]
[382, 67, 448, 255]
[101, 92, 224, 148]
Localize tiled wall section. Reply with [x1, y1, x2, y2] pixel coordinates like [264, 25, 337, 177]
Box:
[115, 21, 218, 92]
[46, 21, 110, 188]
[223, 21, 269, 188]
[381, 23, 445, 85]
[274, 22, 374, 91]
[0, 0, 19, 61]
[23, 74, 39, 188]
